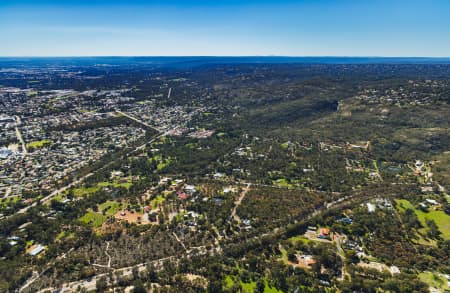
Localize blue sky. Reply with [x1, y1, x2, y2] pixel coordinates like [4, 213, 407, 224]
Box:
[0, 0, 449, 56]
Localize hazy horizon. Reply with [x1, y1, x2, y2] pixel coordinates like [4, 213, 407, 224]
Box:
[1, 55, 450, 58]
[1, 55, 448, 62]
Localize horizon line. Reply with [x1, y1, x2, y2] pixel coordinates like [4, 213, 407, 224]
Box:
[1, 55, 450, 59]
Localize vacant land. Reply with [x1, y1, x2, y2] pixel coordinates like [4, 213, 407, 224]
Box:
[397, 199, 450, 240]
[114, 210, 148, 224]
[418, 272, 449, 292]
[98, 201, 121, 216]
[79, 211, 108, 228]
[26, 139, 51, 149]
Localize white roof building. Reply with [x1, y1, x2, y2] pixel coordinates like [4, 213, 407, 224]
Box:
[367, 203, 376, 213]
[29, 244, 45, 256]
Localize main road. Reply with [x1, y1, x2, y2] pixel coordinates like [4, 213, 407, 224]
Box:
[115, 110, 156, 130]
[15, 116, 28, 155]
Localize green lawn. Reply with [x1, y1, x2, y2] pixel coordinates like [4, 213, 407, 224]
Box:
[117, 182, 132, 189]
[263, 281, 283, 293]
[240, 281, 256, 292]
[157, 161, 169, 170]
[97, 181, 110, 187]
[224, 275, 234, 289]
[79, 211, 107, 228]
[224, 273, 282, 292]
[273, 178, 292, 188]
[52, 194, 63, 202]
[71, 180, 132, 198]
[151, 195, 165, 209]
[71, 186, 100, 197]
[55, 231, 66, 240]
[288, 235, 311, 244]
[175, 211, 188, 221]
[56, 231, 75, 241]
[97, 180, 132, 189]
[396, 199, 450, 240]
[27, 139, 52, 149]
[148, 154, 172, 170]
[278, 245, 289, 265]
[0, 196, 21, 209]
[241, 280, 282, 293]
[98, 201, 121, 216]
[151, 154, 162, 161]
[418, 272, 448, 292]
[157, 158, 172, 171]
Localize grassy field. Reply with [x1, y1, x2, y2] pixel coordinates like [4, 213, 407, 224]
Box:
[151, 195, 165, 209]
[224, 276, 280, 293]
[240, 281, 256, 292]
[71, 186, 100, 197]
[26, 240, 34, 248]
[26, 139, 51, 149]
[241, 280, 282, 293]
[97, 180, 133, 189]
[149, 154, 172, 171]
[262, 281, 283, 293]
[98, 201, 121, 216]
[56, 231, 76, 241]
[272, 178, 294, 188]
[70, 180, 132, 198]
[281, 142, 290, 149]
[97, 182, 111, 187]
[288, 235, 311, 244]
[418, 272, 448, 292]
[79, 211, 108, 228]
[396, 199, 450, 240]
[278, 245, 290, 265]
[52, 194, 63, 202]
[224, 276, 234, 288]
[55, 231, 66, 240]
[157, 161, 169, 170]
[0, 196, 21, 209]
[25, 91, 38, 97]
